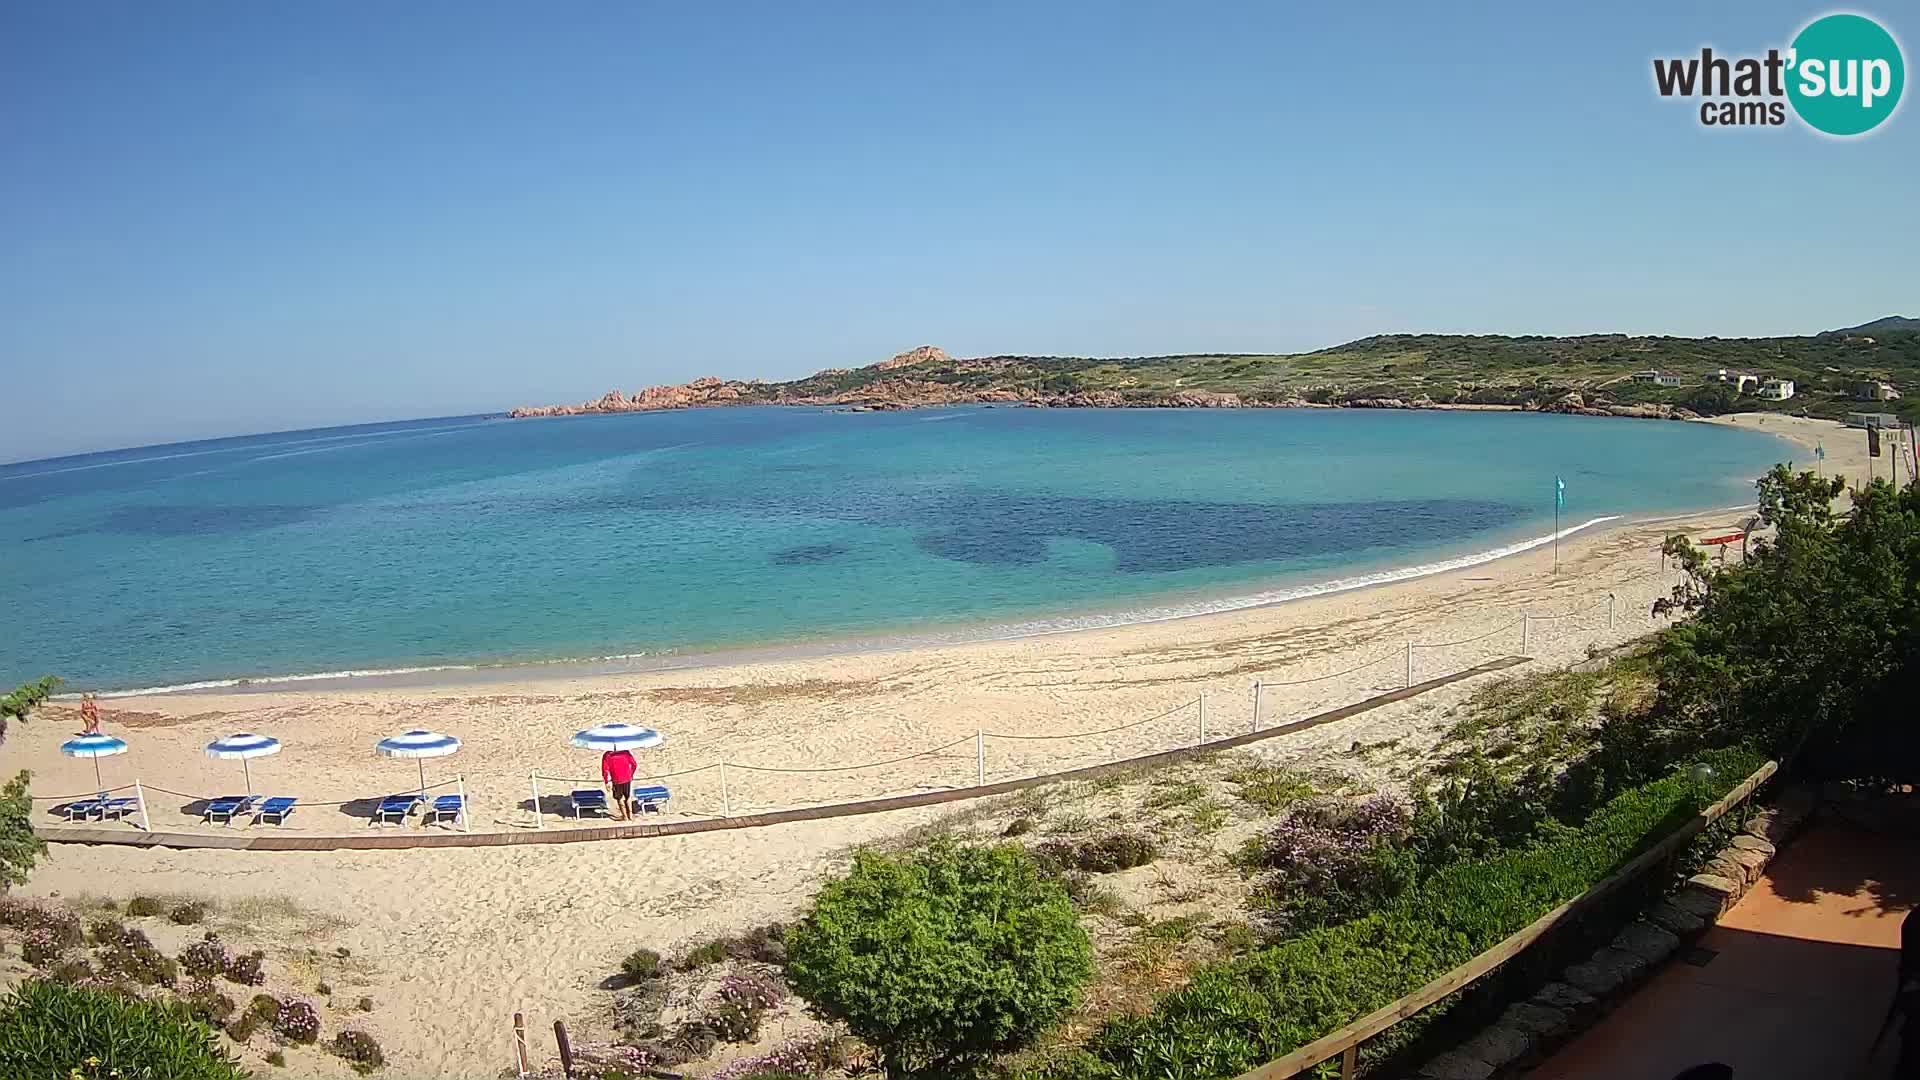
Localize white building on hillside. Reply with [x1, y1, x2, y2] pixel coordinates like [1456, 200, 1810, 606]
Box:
[1756, 379, 1796, 401]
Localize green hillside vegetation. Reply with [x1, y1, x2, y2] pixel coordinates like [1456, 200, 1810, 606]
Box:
[748, 330, 1920, 420]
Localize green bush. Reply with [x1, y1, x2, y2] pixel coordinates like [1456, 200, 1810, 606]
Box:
[681, 939, 729, 968]
[786, 840, 1092, 1078]
[621, 946, 662, 981]
[328, 1028, 386, 1074]
[168, 901, 210, 926]
[184, 986, 236, 1027]
[126, 895, 166, 918]
[98, 927, 178, 987]
[1031, 832, 1158, 874]
[706, 1000, 764, 1043]
[0, 770, 47, 890]
[1048, 749, 1761, 1080]
[0, 979, 247, 1080]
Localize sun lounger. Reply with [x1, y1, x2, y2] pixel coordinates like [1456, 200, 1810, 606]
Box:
[425, 794, 464, 825]
[204, 795, 257, 825]
[255, 797, 297, 825]
[372, 793, 421, 826]
[61, 798, 103, 822]
[97, 797, 139, 822]
[632, 785, 671, 814]
[569, 789, 609, 817]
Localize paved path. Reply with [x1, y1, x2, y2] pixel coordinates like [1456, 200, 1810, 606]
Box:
[1529, 820, 1917, 1080]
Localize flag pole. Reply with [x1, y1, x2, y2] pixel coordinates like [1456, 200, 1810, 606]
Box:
[1553, 476, 1561, 575]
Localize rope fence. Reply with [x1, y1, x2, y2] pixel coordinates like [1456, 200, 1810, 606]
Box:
[32, 584, 1647, 838]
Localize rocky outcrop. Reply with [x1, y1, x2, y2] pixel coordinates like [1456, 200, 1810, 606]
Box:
[508, 377, 759, 417]
[873, 345, 950, 371]
[507, 346, 1700, 421]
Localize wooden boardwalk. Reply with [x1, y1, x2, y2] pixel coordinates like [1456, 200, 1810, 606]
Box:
[37, 655, 1528, 853]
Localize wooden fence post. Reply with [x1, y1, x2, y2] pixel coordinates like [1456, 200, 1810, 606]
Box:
[513, 1012, 531, 1076]
[554, 1019, 574, 1078]
[530, 771, 543, 829]
[1251, 681, 1263, 733]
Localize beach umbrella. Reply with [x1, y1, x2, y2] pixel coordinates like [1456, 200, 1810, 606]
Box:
[374, 729, 461, 794]
[61, 733, 128, 790]
[568, 724, 664, 752]
[204, 733, 282, 794]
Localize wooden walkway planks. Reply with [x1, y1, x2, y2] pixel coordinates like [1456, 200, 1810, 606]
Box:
[38, 655, 1529, 853]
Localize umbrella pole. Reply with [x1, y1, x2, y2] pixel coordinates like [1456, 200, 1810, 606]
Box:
[93, 756, 103, 793]
[243, 756, 253, 795]
[418, 758, 427, 799]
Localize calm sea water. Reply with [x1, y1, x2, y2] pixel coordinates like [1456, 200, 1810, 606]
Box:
[0, 407, 1789, 692]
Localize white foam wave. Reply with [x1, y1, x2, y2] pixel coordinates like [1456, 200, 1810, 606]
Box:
[94, 650, 659, 698]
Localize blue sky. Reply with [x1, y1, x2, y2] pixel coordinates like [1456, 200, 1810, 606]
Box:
[2, 2, 1914, 462]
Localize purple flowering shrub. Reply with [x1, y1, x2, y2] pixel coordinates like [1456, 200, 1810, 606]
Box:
[1246, 795, 1419, 934]
[273, 995, 322, 1043]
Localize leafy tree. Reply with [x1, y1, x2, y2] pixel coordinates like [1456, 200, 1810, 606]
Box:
[0, 676, 62, 743]
[0, 772, 45, 891]
[785, 840, 1092, 1078]
[1639, 466, 1918, 778]
[0, 979, 248, 1080]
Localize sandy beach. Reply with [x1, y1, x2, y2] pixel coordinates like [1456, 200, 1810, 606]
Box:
[2, 414, 1874, 1078]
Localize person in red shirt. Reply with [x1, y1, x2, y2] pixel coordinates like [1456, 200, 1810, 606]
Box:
[601, 748, 639, 821]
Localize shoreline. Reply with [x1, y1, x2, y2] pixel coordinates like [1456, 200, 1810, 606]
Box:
[8, 416, 1864, 1079]
[74, 412, 1826, 700]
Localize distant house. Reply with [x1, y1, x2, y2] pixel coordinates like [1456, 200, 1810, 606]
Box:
[1756, 378, 1796, 401]
[1850, 379, 1900, 401]
[1845, 412, 1902, 429]
[1711, 369, 1759, 393]
[1631, 369, 1683, 387]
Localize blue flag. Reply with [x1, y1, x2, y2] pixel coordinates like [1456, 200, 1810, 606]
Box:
[1816, 443, 1825, 461]
[1555, 476, 1565, 509]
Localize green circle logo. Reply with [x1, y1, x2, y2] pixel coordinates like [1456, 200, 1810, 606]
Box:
[1786, 13, 1904, 135]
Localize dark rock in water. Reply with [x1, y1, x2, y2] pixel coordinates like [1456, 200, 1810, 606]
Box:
[771, 543, 849, 566]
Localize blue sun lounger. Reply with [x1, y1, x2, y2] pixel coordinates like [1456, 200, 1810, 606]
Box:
[61, 798, 103, 822]
[372, 793, 421, 826]
[425, 794, 464, 826]
[632, 785, 671, 814]
[569, 789, 608, 817]
[97, 797, 139, 822]
[204, 795, 257, 826]
[255, 797, 297, 825]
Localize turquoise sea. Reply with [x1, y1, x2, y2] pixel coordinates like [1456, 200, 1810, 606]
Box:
[0, 407, 1790, 693]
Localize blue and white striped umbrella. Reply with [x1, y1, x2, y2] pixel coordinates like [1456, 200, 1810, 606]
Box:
[205, 733, 282, 793]
[569, 724, 664, 752]
[61, 734, 128, 789]
[375, 730, 461, 793]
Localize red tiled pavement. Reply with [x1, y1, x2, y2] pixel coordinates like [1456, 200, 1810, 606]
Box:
[1528, 822, 1917, 1080]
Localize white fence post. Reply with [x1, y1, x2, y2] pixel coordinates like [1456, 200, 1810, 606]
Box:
[1251, 681, 1263, 733]
[530, 771, 543, 829]
[458, 773, 471, 833]
[976, 728, 986, 786]
[1608, 593, 1616, 631]
[719, 762, 731, 818]
[133, 779, 150, 832]
[1405, 640, 1413, 688]
[1197, 693, 1207, 746]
